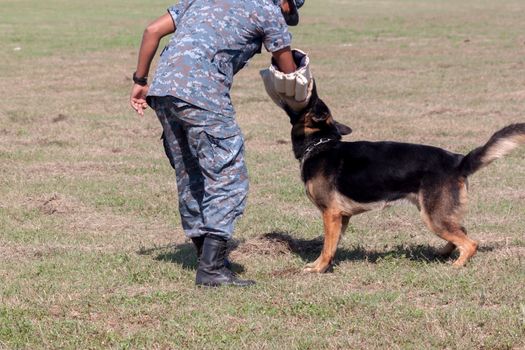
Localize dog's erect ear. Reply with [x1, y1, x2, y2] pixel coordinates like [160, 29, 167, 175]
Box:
[303, 79, 319, 111]
[335, 120, 352, 135]
[310, 97, 331, 123]
[284, 104, 301, 124]
[308, 80, 335, 123]
[310, 79, 319, 102]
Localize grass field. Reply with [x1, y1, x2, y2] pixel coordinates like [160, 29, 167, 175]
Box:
[1, 0, 524, 348]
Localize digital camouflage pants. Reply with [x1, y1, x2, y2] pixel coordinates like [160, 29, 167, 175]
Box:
[149, 96, 248, 240]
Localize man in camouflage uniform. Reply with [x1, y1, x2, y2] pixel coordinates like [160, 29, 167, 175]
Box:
[130, 0, 305, 287]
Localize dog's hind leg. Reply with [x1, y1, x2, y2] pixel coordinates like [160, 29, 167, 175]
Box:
[419, 179, 478, 266]
[304, 212, 349, 273]
[436, 227, 477, 267]
[435, 225, 470, 257]
[421, 211, 477, 266]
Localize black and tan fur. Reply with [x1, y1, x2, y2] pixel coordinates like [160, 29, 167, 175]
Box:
[285, 85, 525, 273]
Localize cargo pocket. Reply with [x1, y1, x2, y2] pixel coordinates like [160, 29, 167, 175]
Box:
[198, 126, 244, 175]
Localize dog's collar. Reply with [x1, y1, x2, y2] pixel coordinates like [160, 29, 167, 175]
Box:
[301, 137, 336, 162]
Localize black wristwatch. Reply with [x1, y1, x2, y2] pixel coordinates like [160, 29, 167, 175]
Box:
[133, 72, 148, 86]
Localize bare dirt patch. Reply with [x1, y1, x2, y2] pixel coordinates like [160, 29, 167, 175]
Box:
[229, 232, 322, 260]
[37, 193, 81, 215]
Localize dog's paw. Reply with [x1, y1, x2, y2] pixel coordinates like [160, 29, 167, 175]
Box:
[303, 262, 331, 273]
[452, 258, 468, 268]
[303, 266, 319, 273]
[304, 257, 320, 268]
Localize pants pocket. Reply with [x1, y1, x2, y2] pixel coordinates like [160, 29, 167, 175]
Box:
[199, 130, 245, 175]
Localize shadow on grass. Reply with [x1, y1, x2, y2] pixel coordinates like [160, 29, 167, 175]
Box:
[257, 231, 495, 265]
[137, 241, 245, 273]
[136, 231, 495, 272]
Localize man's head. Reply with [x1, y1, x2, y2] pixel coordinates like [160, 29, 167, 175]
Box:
[281, 0, 305, 26]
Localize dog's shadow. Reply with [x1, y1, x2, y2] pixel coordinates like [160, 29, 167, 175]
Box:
[137, 231, 495, 271]
[254, 231, 495, 266]
[256, 232, 445, 264]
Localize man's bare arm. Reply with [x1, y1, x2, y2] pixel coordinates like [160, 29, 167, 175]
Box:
[131, 13, 175, 116]
[135, 13, 176, 78]
[271, 47, 297, 74]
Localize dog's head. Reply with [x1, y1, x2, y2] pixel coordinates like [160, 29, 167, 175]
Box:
[284, 81, 352, 142]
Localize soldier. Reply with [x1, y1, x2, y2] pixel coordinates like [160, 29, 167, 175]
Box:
[130, 0, 306, 287]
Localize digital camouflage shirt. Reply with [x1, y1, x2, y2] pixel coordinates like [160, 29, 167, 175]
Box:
[147, 0, 292, 116]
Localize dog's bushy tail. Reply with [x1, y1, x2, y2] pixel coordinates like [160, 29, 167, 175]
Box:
[457, 123, 525, 177]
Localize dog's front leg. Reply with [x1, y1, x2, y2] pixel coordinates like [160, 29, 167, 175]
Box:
[304, 211, 349, 273]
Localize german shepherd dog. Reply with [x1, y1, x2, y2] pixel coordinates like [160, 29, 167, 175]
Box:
[284, 84, 525, 273]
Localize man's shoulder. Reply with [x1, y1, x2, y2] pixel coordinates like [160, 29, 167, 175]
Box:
[234, 0, 280, 15]
[253, 0, 280, 11]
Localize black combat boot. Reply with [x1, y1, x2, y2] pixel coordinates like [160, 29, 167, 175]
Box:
[191, 236, 205, 257]
[191, 236, 231, 269]
[195, 235, 255, 287]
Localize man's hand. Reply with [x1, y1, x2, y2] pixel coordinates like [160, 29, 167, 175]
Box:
[130, 84, 149, 116]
